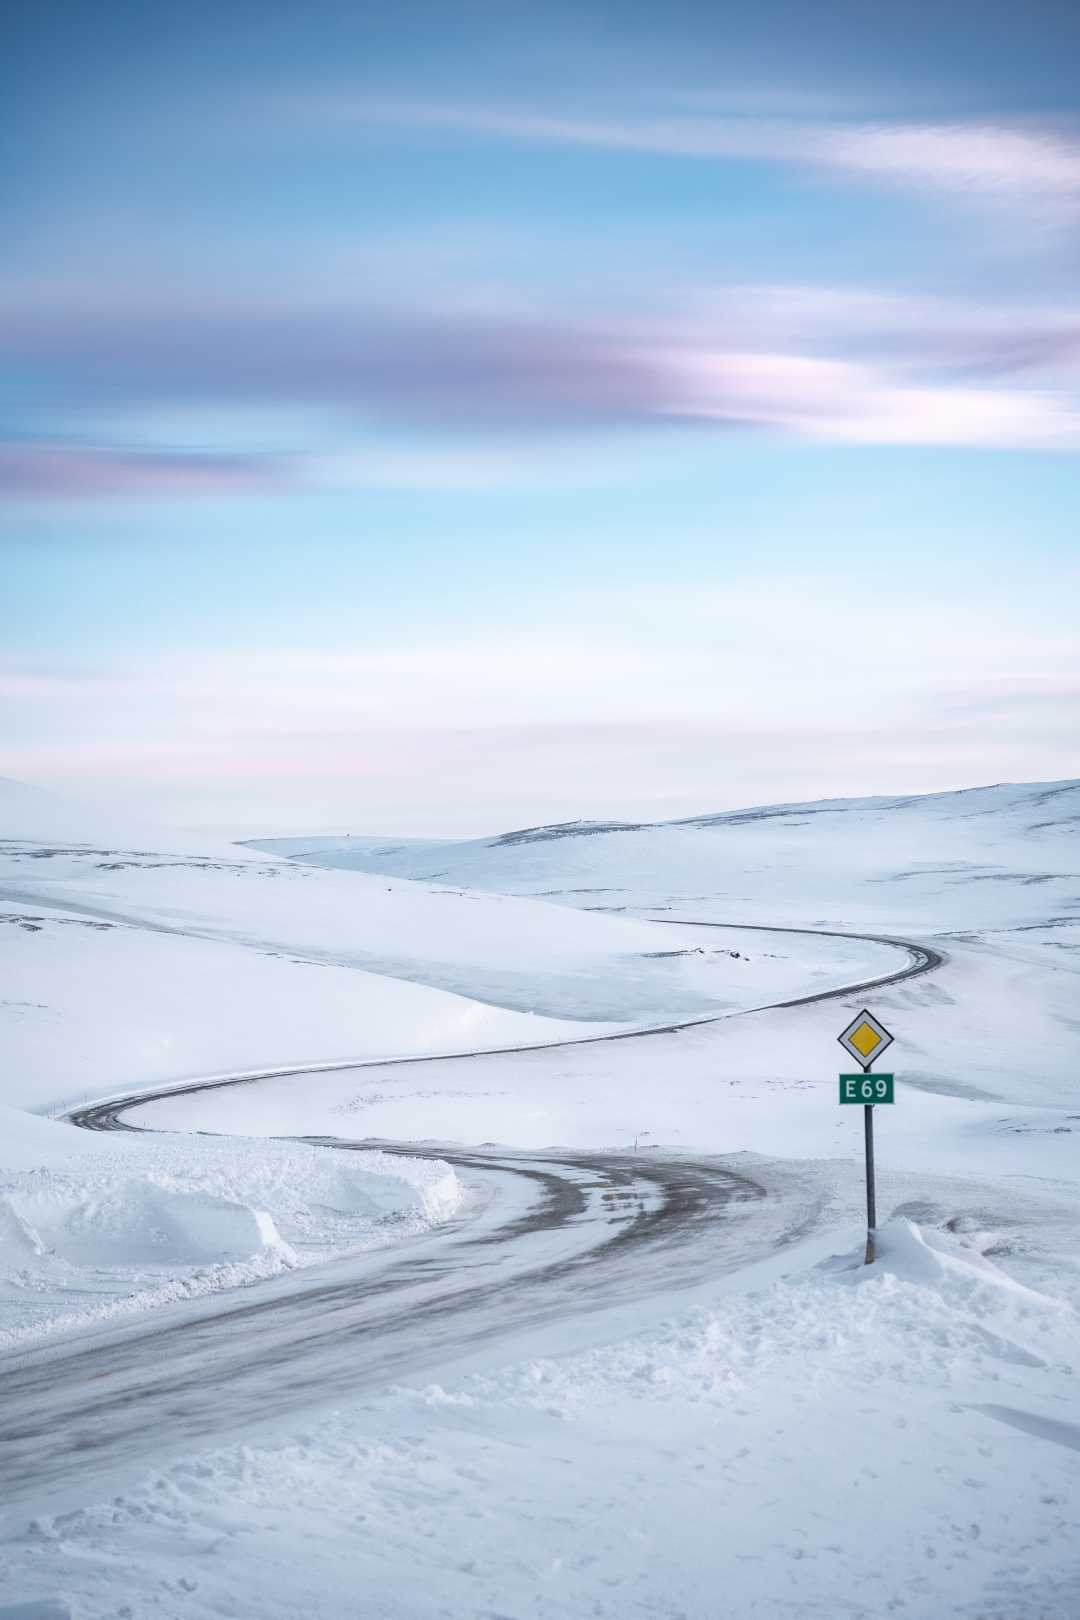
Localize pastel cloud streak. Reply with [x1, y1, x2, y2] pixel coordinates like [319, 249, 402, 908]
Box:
[3, 286, 1080, 499]
[6, 70, 1080, 502]
[659, 349, 1080, 448]
[308, 98, 1080, 205]
[0, 443, 283, 499]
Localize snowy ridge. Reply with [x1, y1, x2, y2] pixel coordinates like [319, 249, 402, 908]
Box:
[0, 774, 905, 1119]
[247, 777, 1080, 934]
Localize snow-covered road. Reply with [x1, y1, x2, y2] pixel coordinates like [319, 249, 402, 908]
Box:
[0, 920, 934, 1516]
[1, 1144, 811, 1515]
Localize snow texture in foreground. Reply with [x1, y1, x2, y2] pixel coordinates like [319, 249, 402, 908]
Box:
[0, 1105, 461, 1346]
[5, 1213, 1079, 1620]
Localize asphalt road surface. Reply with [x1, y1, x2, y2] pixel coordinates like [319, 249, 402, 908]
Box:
[1, 1147, 802, 1512]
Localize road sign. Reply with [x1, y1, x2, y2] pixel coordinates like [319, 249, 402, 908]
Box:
[837, 1009, 894, 1072]
[837, 1011, 897, 1267]
[840, 1073, 894, 1104]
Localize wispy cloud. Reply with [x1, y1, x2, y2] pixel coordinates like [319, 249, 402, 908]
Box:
[4, 285, 1080, 499]
[0, 442, 284, 499]
[653, 348, 1080, 448]
[0, 304, 657, 422]
[680, 286, 1080, 379]
[306, 97, 1080, 205]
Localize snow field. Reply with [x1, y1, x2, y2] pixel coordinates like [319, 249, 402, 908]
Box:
[246, 778, 1080, 936]
[138, 930, 1080, 1195]
[0, 1106, 462, 1347]
[5, 1209, 1079, 1620]
[0, 900, 624, 1115]
[3, 773, 1080, 1619]
[214, 777, 1080, 1174]
[0, 771, 908, 1050]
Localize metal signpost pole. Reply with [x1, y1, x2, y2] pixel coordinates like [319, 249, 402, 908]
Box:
[837, 1010, 896, 1267]
[863, 1104, 876, 1264]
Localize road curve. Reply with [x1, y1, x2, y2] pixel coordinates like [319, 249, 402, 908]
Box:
[0, 1147, 816, 1510]
[0, 923, 941, 1510]
[69, 922, 942, 1131]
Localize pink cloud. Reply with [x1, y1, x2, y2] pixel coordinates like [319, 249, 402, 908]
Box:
[0, 443, 286, 499]
[4, 286, 1080, 502]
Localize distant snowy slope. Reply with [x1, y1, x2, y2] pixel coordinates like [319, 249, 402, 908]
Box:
[0, 774, 254, 859]
[1, 778, 897, 1118]
[245, 780, 1080, 934]
[0, 902, 624, 1114]
[226, 780, 1080, 1152]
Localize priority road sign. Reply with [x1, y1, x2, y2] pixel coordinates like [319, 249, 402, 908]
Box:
[837, 1009, 894, 1072]
[837, 1011, 898, 1268]
[840, 1073, 894, 1105]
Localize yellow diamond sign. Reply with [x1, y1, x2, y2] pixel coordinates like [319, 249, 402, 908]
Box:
[838, 1009, 894, 1071]
[850, 1022, 882, 1058]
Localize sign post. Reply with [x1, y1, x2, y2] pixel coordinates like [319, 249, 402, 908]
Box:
[838, 1010, 895, 1264]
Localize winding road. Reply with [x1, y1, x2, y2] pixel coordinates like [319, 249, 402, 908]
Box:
[1, 923, 942, 1513]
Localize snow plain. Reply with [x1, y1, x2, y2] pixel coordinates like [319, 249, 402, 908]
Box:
[249, 778, 1080, 934]
[1, 774, 1079, 1620]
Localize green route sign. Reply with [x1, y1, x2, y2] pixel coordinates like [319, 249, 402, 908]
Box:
[840, 1073, 894, 1105]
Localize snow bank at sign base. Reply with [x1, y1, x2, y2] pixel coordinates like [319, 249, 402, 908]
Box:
[808, 1217, 1065, 1374]
[864, 1216, 1063, 1306]
[0, 1123, 463, 1346]
[466, 1213, 1074, 1434]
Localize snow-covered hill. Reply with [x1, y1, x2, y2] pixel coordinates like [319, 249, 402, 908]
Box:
[0, 775, 901, 1118]
[212, 779, 1080, 1151]
[246, 778, 1080, 934]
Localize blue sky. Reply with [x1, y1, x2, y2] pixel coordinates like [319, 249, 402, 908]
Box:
[2, 0, 1078, 833]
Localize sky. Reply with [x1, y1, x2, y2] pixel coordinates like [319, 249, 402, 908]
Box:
[2, 0, 1078, 835]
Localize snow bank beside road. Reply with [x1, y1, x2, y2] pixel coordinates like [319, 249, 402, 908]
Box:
[0, 1106, 461, 1346]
